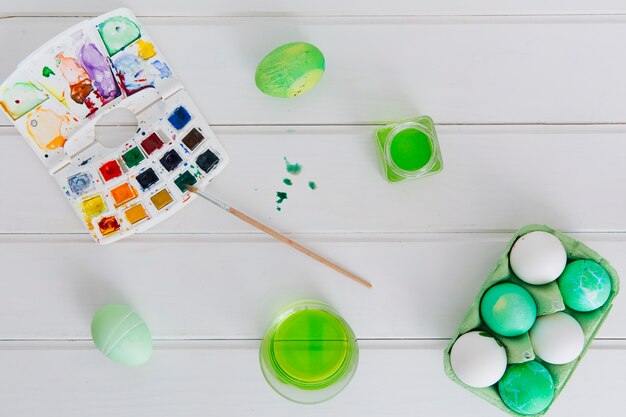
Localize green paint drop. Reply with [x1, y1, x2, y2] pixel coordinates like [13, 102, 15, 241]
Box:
[276, 191, 288, 211]
[284, 157, 302, 175]
[283, 178, 293, 186]
[308, 181, 317, 190]
[389, 128, 433, 172]
[276, 191, 288, 204]
[42, 66, 55, 78]
[269, 309, 352, 387]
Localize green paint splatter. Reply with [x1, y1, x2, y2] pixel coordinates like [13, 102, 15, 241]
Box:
[42, 66, 55, 78]
[284, 157, 302, 175]
[308, 181, 317, 190]
[283, 178, 293, 186]
[276, 191, 288, 211]
[276, 191, 288, 204]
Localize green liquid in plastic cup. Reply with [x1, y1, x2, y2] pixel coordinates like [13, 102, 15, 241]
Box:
[260, 301, 359, 403]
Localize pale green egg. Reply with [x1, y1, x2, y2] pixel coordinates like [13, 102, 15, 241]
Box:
[255, 42, 325, 98]
[91, 304, 152, 367]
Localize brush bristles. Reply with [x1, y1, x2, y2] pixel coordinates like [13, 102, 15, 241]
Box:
[186, 185, 198, 193]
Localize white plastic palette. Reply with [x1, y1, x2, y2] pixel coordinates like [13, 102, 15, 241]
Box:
[0, 8, 228, 243]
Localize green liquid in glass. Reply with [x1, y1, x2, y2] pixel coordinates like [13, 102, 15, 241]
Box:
[374, 116, 443, 183]
[389, 128, 433, 172]
[269, 309, 352, 389]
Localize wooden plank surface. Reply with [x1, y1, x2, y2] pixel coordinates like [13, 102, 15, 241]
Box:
[2, 16, 626, 125]
[0, 340, 624, 417]
[1, 233, 623, 340]
[1, 125, 624, 234]
[3, 0, 626, 17]
[0, 7, 624, 417]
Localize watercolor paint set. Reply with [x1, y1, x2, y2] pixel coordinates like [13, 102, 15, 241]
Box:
[0, 8, 228, 243]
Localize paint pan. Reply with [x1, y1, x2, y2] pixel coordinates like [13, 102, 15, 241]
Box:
[110, 183, 138, 206]
[150, 188, 174, 210]
[140, 132, 164, 155]
[136, 168, 159, 190]
[181, 128, 205, 151]
[121, 146, 145, 168]
[124, 204, 148, 224]
[0, 8, 229, 243]
[159, 149, 183, 171]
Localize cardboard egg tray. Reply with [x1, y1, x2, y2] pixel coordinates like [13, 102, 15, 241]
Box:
[443, 224, 620, 416]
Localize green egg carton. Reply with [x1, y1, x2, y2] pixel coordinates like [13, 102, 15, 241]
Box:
[443, 224, 620, 416]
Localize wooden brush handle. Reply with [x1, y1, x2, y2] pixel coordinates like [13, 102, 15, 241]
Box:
[227, 207, 372, 288]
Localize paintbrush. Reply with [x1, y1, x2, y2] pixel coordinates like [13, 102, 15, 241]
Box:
[187, 185, 372, 288]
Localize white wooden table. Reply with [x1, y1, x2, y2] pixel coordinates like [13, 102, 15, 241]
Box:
[1, 2, 625, 416]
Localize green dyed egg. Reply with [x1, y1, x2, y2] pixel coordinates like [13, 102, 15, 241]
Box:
[91, 304, 152, 367]
[498, 361, 555, 415]
[480, 283, 537, 337]
[558, 260, 612, 312]
[255, 42, 325, 98]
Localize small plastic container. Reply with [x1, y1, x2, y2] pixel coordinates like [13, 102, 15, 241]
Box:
[444, 224, 620, 416]
[374, 116, 443, 183]
[259, 300, 359, 404]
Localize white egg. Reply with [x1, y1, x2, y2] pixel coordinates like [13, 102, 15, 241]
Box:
[450, 331, 508, 388]
[529, 312, 584, 365]
[509, 231, 567, 285]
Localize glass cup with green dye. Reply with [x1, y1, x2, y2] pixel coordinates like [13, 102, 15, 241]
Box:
[259, 301, 359, 403]
[374, 116, 443, 183]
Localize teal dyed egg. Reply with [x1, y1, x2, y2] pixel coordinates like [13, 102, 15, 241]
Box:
[498, 361, 555, 415]
[255, 42, 325, 98]
[91, 304, 152, 367]
[480, 283, 537, 337]
[557, 260, 612, 312]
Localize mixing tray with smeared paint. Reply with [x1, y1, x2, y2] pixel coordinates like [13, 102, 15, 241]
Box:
[0, 8, 229, 243]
